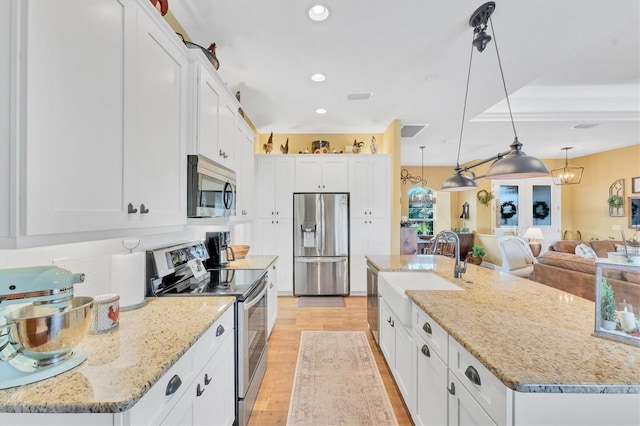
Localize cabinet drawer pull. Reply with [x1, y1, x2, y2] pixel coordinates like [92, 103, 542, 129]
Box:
[165, 374, 182, 396]
[204, 373, 212, 385]
[216, 324, 225, 336]
[448, 382, 456, 395]
[196, 383, 205, 397]
[422, 321, 432, 335]
[464, 365, 482, 386]
[140, 203, 149, 214]
[421, 344, 431, 358]
[127, 203, 138, 214]
[390, 319, 394, 327]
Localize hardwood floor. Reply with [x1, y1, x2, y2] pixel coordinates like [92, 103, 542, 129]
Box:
[248, 296, 413, 425]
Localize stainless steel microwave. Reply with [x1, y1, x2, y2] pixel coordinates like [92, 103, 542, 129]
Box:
[187, 155, 236, 218]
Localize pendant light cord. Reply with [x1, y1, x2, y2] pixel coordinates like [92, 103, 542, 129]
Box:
[456, 34, 475, 169]
[489, 16, 518, 138]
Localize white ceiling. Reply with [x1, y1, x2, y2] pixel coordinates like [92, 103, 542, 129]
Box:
[169, 0, 640, 166]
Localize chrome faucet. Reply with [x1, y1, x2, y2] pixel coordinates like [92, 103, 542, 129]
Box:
[430, 230, 467, 279]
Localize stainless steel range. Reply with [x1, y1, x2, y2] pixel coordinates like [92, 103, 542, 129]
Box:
[146, 240, 268, 426]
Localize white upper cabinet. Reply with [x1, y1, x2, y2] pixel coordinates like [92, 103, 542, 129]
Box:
[235, 119, 256, 218]
[128, 4, 187, 228]
[349, 155, 391, 218]
[255, 155, 295, 219]
[3, 0, 187, 247]
[189, 54, 238, 171]
[21, 0, 133, 236]
[294, 156, 348, 192]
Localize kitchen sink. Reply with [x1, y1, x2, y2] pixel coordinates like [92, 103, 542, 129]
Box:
[378, 271, 462, 327]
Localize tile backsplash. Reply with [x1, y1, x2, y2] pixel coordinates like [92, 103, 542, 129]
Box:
[0, 226, 229, 298]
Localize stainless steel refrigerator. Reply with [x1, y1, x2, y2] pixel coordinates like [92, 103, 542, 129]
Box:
[293, 193, 349, 296]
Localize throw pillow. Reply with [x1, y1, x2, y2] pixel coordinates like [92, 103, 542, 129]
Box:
[575, 243, 597, 258]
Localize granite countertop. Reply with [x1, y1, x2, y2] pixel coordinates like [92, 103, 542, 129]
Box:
[367, 255, 640, 394]
[225, 255, 277, 270]
[0, 296, 235, 413]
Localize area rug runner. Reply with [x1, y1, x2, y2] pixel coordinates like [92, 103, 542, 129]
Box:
[287, 331, 398, 426]
[297, 296, 345, 308]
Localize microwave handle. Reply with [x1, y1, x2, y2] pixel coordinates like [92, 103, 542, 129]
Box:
[223, 182, 234, 209]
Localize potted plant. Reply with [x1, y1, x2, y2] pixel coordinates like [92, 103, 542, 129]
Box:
[600, 279, 618, 330]
[466, 245, 486, 265]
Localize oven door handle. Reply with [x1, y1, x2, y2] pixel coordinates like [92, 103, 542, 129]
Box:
[243, 280, 268, 310]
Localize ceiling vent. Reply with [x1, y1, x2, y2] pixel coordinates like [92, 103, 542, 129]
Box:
[572, 123, 599, 129]
[347, 93, 373, 101]
[401, 124, 427, 138]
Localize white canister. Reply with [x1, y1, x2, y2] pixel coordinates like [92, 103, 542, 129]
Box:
[91, 293, 120, 334]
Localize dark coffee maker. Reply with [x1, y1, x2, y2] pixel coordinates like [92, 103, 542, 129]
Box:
[205, 231, 235, 268]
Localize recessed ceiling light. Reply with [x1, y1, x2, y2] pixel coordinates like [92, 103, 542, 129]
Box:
[311, 73, 326, 82]
[308, 5, 329, 22]
[316, 108, 327, 114]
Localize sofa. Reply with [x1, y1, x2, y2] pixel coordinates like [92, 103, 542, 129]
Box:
[529, 240, 640, 307]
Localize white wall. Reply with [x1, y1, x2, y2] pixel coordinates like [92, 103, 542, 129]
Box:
[0, 226, 228, 297]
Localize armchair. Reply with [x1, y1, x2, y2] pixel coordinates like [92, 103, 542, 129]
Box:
[497, 236, 536, 278]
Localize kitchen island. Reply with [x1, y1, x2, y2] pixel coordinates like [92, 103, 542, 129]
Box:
[368, 254, 639, 424]
[0, 296, 235, 418]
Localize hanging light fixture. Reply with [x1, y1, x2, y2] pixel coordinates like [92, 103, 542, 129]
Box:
[441, 2, 549, 191]
[401, 146, 428, 186]
[550, 147, 583, 185]
[440, 21, 479, 192]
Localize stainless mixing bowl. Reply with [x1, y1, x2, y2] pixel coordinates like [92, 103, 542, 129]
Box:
[4, 296, 94, 363]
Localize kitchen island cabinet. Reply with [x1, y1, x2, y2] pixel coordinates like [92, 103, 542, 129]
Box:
[368, 255, 640, 425]
[0, 297, 236, 426]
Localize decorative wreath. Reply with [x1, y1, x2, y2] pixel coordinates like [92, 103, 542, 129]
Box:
[532, 201, 550, 220]
[500, 201, 517, 219]
[476, 190, 495, 207]
[607, 194, 624, 209]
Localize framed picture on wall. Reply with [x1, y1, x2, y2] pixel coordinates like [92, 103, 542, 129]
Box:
[630, 197, 640, 228]
[632, 177, 640, 194]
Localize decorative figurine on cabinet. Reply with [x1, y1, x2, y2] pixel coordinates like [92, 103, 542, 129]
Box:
[263, 132, 273, 154]
[353, 139, 364, 154]
[280, 138, 289, 154]
[370, 136, 377, 154]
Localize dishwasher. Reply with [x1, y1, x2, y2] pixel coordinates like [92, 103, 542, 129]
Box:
[366, 261, 380, 345]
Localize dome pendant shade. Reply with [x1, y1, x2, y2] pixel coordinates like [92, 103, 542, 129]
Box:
[485, 137, 550, 179]
[551, 146, 583, 185]
[440, 171, 478, 191]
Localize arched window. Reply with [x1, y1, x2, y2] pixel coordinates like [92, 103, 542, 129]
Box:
[407, 186, 436, 236]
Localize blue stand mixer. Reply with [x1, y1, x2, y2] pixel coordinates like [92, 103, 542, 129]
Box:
[0, 266, 94, 389]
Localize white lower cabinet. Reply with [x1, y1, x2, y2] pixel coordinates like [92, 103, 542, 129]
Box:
[412, 327, 448, 426]
[162, 324, 235, 426]
[448, 373, 496, 426]
[0, 308, 235, 426]
[379, 299, 412, 411]
[267, 261, 278, 338]
[132, 306, 235, 426]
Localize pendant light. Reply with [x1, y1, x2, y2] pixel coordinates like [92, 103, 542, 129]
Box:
[401, 146, 428, 186]
[480, 2, 549, 180]
[442, 2, 549, 190]
[551, 146, 583, 185]
[440, 28, 478, 192]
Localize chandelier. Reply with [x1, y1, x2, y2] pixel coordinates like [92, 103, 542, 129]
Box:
[551, 147, 583, 185]
[401, 146, 427, 186]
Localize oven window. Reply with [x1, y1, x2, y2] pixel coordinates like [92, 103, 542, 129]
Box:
[247, 291, 267, 382]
